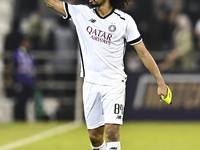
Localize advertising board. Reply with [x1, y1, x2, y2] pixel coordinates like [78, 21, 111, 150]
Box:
[125, 74, 200, 120]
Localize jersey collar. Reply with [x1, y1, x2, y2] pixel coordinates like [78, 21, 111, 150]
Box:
[95, 8, 115, 19]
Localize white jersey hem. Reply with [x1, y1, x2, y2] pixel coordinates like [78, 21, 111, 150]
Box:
[84, 78, 126, 86]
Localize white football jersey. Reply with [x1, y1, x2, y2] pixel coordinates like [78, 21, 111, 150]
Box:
[63, 2, 142, 85]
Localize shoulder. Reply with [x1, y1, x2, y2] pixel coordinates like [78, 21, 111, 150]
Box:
[66, 3, 94, 16]
[113, 9, 134, 22]
[67, 3, 91, 11]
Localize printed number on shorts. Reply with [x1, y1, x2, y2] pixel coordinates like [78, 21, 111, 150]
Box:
[114, 104, 124, 115]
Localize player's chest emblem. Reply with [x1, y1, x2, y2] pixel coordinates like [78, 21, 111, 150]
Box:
[108, 25, 116, 32]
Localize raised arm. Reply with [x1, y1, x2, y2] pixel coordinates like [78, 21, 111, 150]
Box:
[44, 0, 66, 16]
[133, 41, 167, 100]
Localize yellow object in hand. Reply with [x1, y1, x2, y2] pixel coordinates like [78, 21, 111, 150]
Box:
[161, 86, 172, 105]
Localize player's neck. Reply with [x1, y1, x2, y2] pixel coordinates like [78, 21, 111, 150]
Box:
[96, 2, 113, 18]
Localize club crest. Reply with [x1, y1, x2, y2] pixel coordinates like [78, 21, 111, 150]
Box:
[108, 25, 116, 32]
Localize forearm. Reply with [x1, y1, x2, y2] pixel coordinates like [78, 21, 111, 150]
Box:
[134, 42, 165, 86]
[139, 50, 165, 86]
[44, 0, 66, 16]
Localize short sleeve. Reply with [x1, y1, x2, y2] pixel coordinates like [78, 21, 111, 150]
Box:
[126, 15, 142, 46]
[63, 2, 71, 19]
[63, 2, 81, 20]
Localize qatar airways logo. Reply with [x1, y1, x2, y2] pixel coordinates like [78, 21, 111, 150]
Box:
[86, 26, 112, 45]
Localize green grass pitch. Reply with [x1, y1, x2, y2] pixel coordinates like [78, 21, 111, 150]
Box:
[0, 121, 200, 150]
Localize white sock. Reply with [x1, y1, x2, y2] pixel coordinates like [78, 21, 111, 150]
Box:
[106, 141, 121, 150]
[91, 140, 106, 150]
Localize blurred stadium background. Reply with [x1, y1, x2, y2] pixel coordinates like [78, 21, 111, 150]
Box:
[0, 0, 200, 150]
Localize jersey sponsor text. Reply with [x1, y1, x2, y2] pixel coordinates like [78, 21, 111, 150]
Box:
[86, 26, 112, 45]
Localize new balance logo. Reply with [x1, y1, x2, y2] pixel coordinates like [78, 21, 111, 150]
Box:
[110, 147, 117, 150]
[89, 18, 96, 23]
[116, 115, 122, 119]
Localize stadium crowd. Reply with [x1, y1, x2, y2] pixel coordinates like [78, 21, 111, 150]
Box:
[6, 0, 200, 72]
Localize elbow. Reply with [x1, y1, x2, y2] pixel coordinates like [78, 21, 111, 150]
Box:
[138, 50, 148, 59]
[46, 3, 53, 9]
[45, 0, 55, 9]
[138, 50, 152, 61]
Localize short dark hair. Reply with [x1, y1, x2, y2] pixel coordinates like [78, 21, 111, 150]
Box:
[110, 0, 131, 10]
